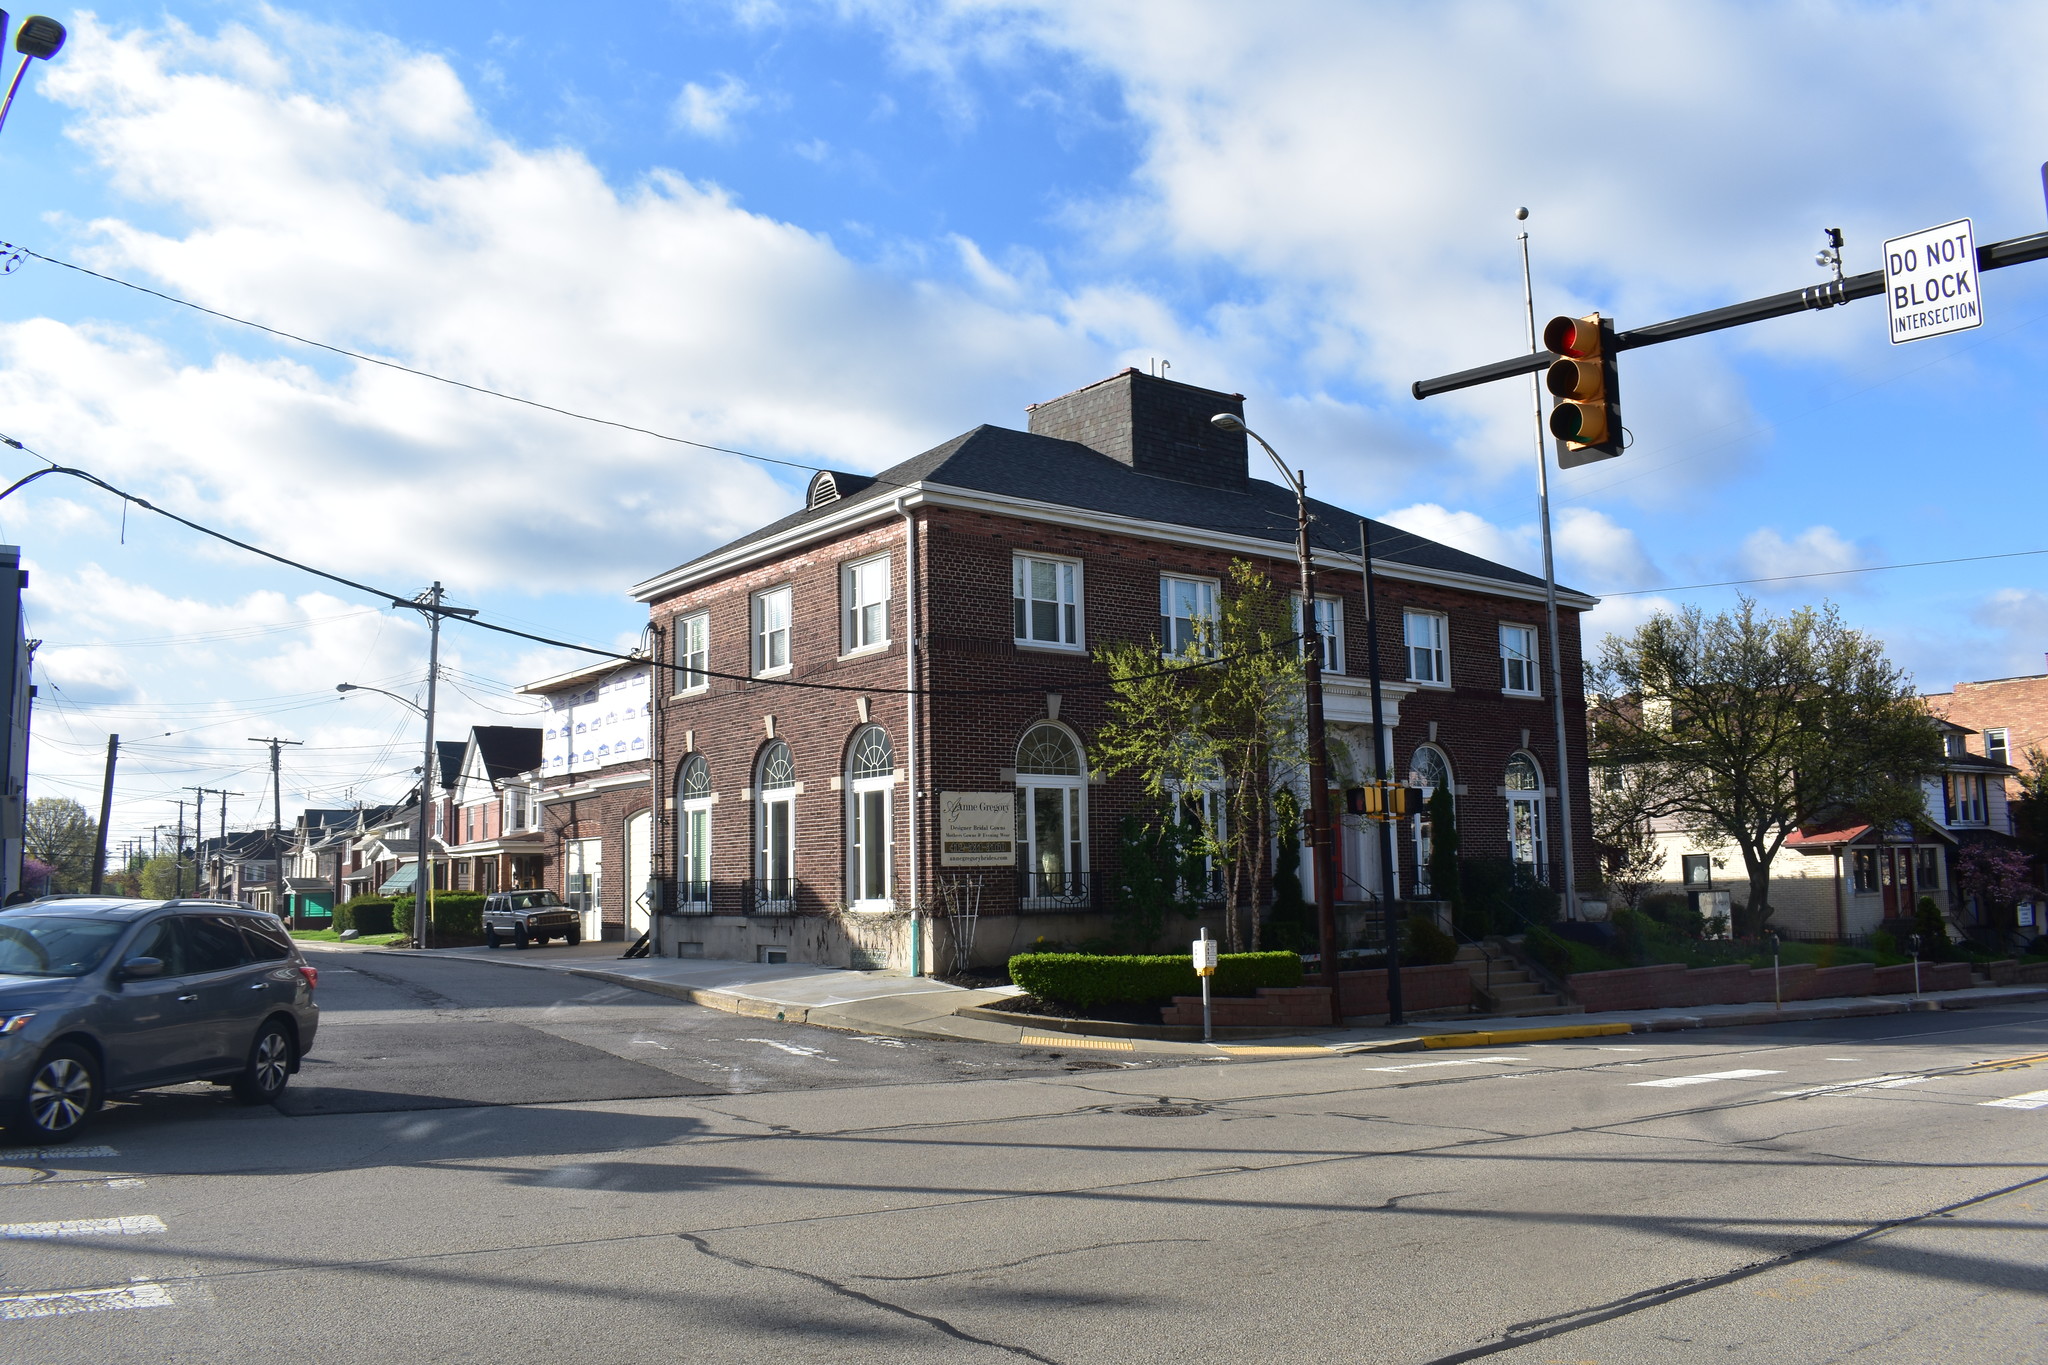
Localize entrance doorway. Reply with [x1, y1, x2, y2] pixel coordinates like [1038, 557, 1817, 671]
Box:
[624, 810, 652, 940]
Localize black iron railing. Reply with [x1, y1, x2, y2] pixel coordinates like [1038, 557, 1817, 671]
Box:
[1016, 869, 1094, 910]
[745, 877, 799, 916]
[671, 880, 714, 916]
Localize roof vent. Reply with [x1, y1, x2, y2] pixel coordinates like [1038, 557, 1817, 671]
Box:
[807, 471, 842, 508]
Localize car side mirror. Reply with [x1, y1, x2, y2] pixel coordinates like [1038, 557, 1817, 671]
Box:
[117, 956, 165, 981]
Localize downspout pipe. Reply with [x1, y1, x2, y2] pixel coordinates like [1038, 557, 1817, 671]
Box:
[897, 498, 921, 976]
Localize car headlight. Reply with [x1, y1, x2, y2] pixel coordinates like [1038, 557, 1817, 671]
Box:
[0, 1012, 37, 1035]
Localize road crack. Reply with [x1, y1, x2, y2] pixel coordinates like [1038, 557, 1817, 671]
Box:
[852, 1237, 1204, 1281]
[677, 1232, 1064, 1363]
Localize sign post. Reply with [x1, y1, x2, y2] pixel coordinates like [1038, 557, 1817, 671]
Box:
[1192, 928, 1218, 1043]
[1884, 218, 1982, 344]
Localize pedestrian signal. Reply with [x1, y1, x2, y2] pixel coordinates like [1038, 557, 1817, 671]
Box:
[1542, 312, 1621, 466]
[1345, 784, 1414, 818]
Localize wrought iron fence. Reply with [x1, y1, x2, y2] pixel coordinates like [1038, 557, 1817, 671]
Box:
[671, 880, 714, 916]
[1015, 869, 1094, 910]
[745, 877, 799, 916]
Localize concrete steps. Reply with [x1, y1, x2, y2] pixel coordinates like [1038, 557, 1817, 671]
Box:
[1455, 943, 1581, 1017]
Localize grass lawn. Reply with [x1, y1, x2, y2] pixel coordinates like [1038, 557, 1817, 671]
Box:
[290, 929, 410, 947]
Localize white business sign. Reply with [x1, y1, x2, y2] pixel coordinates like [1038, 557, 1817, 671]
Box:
[1884, 218, 1981, 344]
[939, 792, 1014, 867]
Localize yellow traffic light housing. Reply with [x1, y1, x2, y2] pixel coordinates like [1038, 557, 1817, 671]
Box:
[1542, 312, 1621, 466]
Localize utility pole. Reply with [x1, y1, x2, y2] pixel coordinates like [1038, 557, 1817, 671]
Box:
[88, 733, 117, 894]
[1359, 518, 1404, 1024]
[173, 798, 187, 896]
[250, 735, 303, 920]
[403, 583, 477, 948]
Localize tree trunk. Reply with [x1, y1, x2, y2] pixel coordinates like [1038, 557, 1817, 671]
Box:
[1739, 844, 1772, 936]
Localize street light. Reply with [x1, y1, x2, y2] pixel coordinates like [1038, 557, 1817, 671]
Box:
[1209, 412, 1364, 1024]
[336, 682, 425, 716]
[0, 14, 68, 139]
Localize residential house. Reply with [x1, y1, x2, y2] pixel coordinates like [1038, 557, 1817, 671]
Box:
[282, 808, 361, 926]
[1925, 669, 2047, 807]
[514, 661, 654, 942]
[627, 368, 1597, 969]
[440, 726, 547, 897]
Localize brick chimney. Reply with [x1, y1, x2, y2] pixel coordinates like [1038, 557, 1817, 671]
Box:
[1026, 369, 1248, 490]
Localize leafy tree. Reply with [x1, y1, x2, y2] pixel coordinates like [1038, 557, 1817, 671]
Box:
[1263, 789, 1310, 951]
[138, 855, 187, 899]
[1092, 560, 1309, 951]
[2011, 745, 2048, 866]
[1590, 765, 1666, 912]
[1589, 598, 1940, 931]
[24, 797, 99, 893]
[1954, 843, 2037, 940]
[1108, 814, 1204, 951]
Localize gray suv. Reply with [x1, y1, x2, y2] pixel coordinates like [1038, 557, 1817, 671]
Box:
[0, 898, 320, 1143]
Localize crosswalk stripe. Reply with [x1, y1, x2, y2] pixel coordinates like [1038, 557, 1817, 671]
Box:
[0, 1215, 167, 1239]
[1631, 1068, 1783, 1088]
[1980, 1088, 2048, 1110]
[1775, 1075, 1931, 1096]
[0, 1283, 174, 1319]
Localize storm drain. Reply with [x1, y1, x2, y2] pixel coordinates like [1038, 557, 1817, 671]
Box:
[1121, 1103, 1209, 1117]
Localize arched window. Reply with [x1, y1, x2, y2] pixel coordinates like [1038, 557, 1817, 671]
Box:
[1410, 744, 1453, 896]
[1505, 751, 1547, 879]
[846, 726, 895, 907]
[675, 756, 712, 910]
[1015, 723, 1087, 905]
[756, 741, 796, 908]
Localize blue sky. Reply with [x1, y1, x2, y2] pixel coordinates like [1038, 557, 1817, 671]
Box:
[3, 0, 2045, 849]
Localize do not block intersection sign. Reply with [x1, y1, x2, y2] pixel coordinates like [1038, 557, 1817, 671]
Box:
[1884, 218, 1982, 343]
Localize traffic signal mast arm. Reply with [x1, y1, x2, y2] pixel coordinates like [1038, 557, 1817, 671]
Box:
[1411, 227, 2048, 402]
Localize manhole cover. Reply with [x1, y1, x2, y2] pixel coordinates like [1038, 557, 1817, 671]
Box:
[1121, 1104, 1208, 1117]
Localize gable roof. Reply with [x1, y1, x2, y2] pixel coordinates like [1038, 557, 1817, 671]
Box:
[636, 423, 1585, 604]
[436, 740, 466, 791]
[470, 726, 543, 782]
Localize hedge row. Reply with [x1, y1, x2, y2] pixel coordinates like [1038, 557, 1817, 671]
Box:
[1008, 951, 1303, 1008]
[334, 897, 396, 936]
[392, 892, 487, 939]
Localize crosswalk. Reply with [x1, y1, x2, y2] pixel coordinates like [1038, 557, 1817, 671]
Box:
[0, 1148, 181, 1324]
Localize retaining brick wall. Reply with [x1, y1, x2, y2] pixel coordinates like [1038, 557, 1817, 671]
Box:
[1567, 957, 1984, 1011]
[1161, 962, 1474, 1026]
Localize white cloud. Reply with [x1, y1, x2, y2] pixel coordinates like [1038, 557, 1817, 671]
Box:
[1379, 502, 1657, 596]
[672, 74, 759, 139]
[1737, 525, 1869, 586]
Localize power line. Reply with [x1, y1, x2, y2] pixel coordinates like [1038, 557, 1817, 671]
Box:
[1601, 545, 2048, 598]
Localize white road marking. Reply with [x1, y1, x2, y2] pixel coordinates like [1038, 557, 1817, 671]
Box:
[1775, 1075, 1931, 1097]
[1980, 1088, 2048, 1110]
[0, 1145, 119, 1163]
[1825, 1057, 1863, 1062]
[740, 1038, 832, 1059]
[855, 1036, 908, 1047]
[1365, 1056, 1520, 1072]
[0, 1282, 174, 1320]
[0, 1215, 167, 1240]
[1632, 1069, 1784, 1088]
[1597, 1047, 1646, 1052]
[107, 1178, 146, 1189]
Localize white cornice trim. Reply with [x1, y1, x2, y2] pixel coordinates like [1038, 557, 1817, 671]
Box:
[538, 770, 651, 804]
[631, 480, 1599, 610]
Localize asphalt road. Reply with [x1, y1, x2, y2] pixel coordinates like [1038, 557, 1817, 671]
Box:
[2, 951, 2045, 1364]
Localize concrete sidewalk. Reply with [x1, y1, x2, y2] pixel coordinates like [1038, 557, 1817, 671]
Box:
[352, 941, 2048, 1058]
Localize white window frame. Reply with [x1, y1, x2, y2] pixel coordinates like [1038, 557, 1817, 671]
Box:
[677, 757, 713, 911]
[846, 725, 895, 910]
[1409, 744, 1453, 895]
[841, 555, 890, 656]
[1499, 622, 1540, 696]
[1160, 574, 1220, 658]
[1505, 751, 1547, 874]
[1292, 595, 1344, 674]
[674, 611, 710, 695]
[752, 586, 793, 677]
[1983, 728, 2010, 766]
[1013, 553, 1083, 650]
[1404, 610, 1449, 686]
[756, 742, 797, 907]
[1015, 723, 1089, 907]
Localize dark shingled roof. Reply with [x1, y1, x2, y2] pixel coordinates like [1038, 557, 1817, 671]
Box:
[471, 726, 543, 781]
[657, 424, 1574, 596]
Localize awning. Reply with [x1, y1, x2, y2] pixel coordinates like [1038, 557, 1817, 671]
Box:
[376, 864, 419, 895]
[286, 878, 331, 894]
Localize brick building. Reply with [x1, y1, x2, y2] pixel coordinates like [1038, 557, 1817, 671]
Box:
[628, 369, 1596, 969]
[1926, 669, 2048, 802]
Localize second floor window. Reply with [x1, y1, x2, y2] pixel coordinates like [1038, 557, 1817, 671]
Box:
[753, 587, 792, 675]
[1500, 624, 1538, 694]
[1984, 728, 2010, 765]
[1160, 575, 1218, 657]
[842, 556, 890, 652]
[1405, 610, 1447, 684]
[1947, 773, 1987, 825]
[1292, 596, 1341, 672]
[1014, 555, 1080, 647]
[675, 612, 709, 693]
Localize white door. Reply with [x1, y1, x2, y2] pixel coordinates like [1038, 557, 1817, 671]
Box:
[625, 811, 652, 938]
[566, 838, 603, 940]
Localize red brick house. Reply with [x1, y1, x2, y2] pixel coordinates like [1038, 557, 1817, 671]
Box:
[629, 370, 1596, 968]
[440, 726, 547, 898]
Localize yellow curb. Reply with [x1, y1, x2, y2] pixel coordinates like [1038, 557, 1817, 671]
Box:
[1020, 1034, 1134, 1051]
[1419, 1022, 1634, 1049]
[1216, 1045, 1335, 1056]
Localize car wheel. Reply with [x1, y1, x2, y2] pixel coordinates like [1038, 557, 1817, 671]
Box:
[484, 927, 500, 949]
[231, 1021, 294, 1105]
[513, 925, 529, 950]
[9, 1043, 100, 1144]
[566, 928, 582, 947]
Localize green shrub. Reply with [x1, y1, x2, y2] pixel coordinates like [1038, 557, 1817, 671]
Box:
[1914, 896, 1951, 958]
[1640, 891, 1704, 938]
[1403, 914, 1459, 966]
[392, 892, 488, 941]
[1263, 796, 1311, 953]
[335, 897, 395, 936]
[1008, 951, 1302, 1009]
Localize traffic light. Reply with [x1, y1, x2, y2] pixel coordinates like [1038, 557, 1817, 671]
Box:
[1542, 312, 1621, 467]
